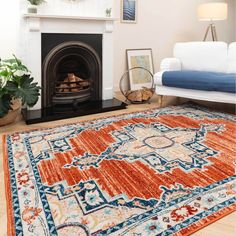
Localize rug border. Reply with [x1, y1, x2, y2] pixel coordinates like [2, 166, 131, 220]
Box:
[2, 102, 234, 138]
[174, 202, 236, 236]
[2, 134, 15, 236]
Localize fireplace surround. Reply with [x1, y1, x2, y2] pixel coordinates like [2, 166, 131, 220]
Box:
[21, 15, 126, 124]
[21, 14, 119, 108]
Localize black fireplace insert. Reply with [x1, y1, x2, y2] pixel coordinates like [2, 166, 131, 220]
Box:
[42, 33, 102, 108]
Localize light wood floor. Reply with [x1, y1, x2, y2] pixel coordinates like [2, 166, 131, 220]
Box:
[0, 95, 235, 236]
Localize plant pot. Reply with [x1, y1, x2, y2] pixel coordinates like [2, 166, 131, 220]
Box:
[28, 6, 38, 14]
[0, 99, 21, 126]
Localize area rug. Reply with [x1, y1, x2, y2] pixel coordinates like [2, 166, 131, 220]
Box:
[3, 103, 236, 236]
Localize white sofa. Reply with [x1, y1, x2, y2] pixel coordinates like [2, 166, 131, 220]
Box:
[154, 42, 236, 104]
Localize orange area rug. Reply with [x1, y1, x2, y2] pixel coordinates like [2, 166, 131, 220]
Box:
[3, 103, 236, 235]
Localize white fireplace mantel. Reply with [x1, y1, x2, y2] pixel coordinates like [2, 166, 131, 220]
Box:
[21, 14, 118, 109]
[23, 14, 118, 21]
[23, 14, 118, 32]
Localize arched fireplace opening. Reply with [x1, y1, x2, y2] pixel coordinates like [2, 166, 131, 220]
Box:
[42, 40, 102, 108]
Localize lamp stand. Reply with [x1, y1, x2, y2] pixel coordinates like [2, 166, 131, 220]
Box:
[203, 23, 218, 41]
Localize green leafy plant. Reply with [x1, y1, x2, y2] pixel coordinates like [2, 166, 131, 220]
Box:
[0, 55, 40, 117]
[27, 0, 45, 6]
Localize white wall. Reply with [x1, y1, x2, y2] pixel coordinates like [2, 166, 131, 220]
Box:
[0, 0, 20, 58]
[113, 0, 236, 91]
[20, 0, 113, 17]
[0, 0, 114, 59]
[0, 0, 235, 92]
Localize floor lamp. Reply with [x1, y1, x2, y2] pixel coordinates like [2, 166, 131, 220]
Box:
[197, 2, 228, 41]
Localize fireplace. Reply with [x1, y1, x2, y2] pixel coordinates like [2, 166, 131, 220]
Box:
[21, 15, 126, 124]
[42, 33, 102, 108]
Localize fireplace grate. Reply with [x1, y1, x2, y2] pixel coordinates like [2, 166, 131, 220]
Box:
[55, 73, 90, 95]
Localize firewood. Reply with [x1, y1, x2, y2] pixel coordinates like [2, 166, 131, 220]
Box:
[58, 83, 70, 92]
[142, 88, 153, 101]
[125, 90, 133, 96]
[58, 73, 90, 93]
[80, 81, 90, 88]
[71, 88, 81, 92]
[68, 73, 79, 90]
[68, 73, 84, 82]
[125, 87, 153, 102]
[127, 90, 143, 102]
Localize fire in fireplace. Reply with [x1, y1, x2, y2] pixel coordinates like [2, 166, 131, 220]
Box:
[42, 34, 102, 108]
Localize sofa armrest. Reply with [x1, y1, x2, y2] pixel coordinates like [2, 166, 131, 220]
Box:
[160, 58, 182, 71]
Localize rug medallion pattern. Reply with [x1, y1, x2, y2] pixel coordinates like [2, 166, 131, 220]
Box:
[3, 104, 236, 235]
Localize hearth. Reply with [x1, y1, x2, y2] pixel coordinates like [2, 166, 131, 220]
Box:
[22, 98, 126, 124]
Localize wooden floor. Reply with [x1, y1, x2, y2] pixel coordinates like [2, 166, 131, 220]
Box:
[0, 95, 235, 236]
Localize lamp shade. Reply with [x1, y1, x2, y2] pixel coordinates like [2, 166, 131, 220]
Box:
[198, 2, 228, 21]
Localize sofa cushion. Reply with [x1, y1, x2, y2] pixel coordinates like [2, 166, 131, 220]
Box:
[227, 42, 236, 73]
[160, 58, 182, 71]
[154, 71, 164, 86]
[173, 42, 228, 73]
[162, 71, 236, 93]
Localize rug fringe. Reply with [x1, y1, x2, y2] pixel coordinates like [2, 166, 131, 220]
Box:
[3, 135, 15, 236]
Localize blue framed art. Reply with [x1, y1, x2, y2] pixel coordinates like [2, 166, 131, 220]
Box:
[121, 0, 137, 23]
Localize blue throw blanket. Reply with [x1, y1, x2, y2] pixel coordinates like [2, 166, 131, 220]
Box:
[162, 71, 236, 93]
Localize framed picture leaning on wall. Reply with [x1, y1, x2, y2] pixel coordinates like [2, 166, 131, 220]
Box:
[121, 0, 138, 23]
[126, 48, 154, 90]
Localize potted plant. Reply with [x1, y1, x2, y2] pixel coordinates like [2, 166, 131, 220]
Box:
[0, 55, 40, 126]
[27, 0, 45, 13]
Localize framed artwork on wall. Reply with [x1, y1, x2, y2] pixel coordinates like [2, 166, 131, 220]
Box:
[121, 0, 138, 23]
[126, 48, 154, 90]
